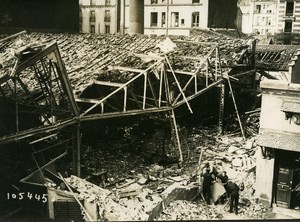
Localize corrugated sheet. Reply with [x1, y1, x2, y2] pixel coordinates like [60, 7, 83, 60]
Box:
[256, 131, 300, 152]
[281, 101, 300, 113]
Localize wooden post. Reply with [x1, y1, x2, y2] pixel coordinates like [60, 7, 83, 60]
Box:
[72, 130, 76, 175]
[170, 109, 183, 163]
[217, 46, 224, 135]
[123, 86, 127, 112]
[218, 83, 225, 135]
[227, 76, 246, 141]
[76, 124, 81, 177]
[12, 60, 19, 132]
[143, 72, 147, 110]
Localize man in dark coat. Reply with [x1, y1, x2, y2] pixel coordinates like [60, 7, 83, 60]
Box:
[225, 181, 240, 215]
[201, 167, 213, 204]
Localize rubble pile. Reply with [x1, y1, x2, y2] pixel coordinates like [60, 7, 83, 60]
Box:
[158, 200, 223, 220]
[76, 124, 268, 220]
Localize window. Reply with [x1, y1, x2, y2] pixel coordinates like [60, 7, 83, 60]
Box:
[90, 11, 96, 22]
[267, 10, 272, 13]
[256, 5, 261, 13]
[162, 12, 166, 27]
[284, 20, 293, 32]
[171, 12, 179, 27]
[151, 0, 158, 4]
[105, 25, 110, 33]
[90, 25, 95, 33]
[181, 19, 185, 25]
[105, 0, 110, 5]
[104, 10, 110, 22]
[192, 0, 200, 3]
[162, 0, 166, 3]
[192, 12, 199, 27]
[286, 1, 294, 16]
[150, 12, 158, 27]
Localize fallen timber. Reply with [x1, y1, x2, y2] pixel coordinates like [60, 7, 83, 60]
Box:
[2, 30, 298, 221]
[0, 30, 297, 174]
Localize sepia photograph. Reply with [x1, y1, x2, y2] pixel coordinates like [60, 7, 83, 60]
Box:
[0, 0, 299, 221]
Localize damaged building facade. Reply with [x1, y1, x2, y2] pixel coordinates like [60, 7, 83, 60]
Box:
[256, 51, 300, 210]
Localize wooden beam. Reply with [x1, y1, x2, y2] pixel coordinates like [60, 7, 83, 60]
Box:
[110, 66, 145, 73]
[0, 118, 77, 145]
[134, 53, 163, 60]
[80, 107, 172, 122]
[94, 80, 124, 88]
[80, 58, 165, 117]
[165, 56, 193, 114]
[176, 56, 204, 61]
[129, 89, 142, 109]
[174, 79, 224, 108]
[58, 173, 93, 221]
[0, 30, 26, 43]
[76, 124, 81, 177]
[29, 133, 58, 144]
[166, 69, 195, 76]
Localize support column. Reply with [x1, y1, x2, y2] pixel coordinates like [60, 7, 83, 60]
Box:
[218, 83, 225, 134]
[76, 124, 81, 177]
[169, 109, 183, 163]
[217, 46, 225, 134]
[129, 0, 144, 34]
[72, 130, 76, 175]
[120, 0, 125, 35]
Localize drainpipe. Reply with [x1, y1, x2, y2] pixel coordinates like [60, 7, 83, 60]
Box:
[120, 0, 125, 34]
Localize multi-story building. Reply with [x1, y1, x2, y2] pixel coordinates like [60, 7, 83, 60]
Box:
[80, 0, 236, 36]
[142, 0, 209, 36]
[79, 0, 120, 34]
[252, 0, 277, 35]
[276, 0, 300, 34]
[238, 0, 300, 35]
[237, 0, 278, 35]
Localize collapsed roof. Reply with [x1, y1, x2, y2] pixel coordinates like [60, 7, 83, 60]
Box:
[0, 30, 297, 144]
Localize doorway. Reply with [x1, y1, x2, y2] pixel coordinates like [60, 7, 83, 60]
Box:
[274, 150, 300, 209]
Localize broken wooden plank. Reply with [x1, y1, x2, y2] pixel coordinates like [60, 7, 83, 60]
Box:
[110, 66, 145, 73]
[94, 80, 124, 88]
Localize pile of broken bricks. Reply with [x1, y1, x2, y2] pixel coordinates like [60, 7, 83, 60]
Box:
[43, 124, 267, 221]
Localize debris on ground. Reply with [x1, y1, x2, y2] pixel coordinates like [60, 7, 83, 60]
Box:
[41, 120, 272, 221]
